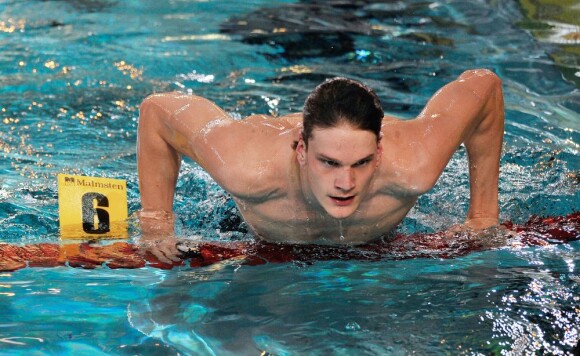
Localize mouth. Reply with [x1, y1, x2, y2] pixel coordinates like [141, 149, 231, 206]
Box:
[329, 195, 356, 206]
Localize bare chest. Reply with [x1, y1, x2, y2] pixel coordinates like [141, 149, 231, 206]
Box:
[234, 194, 416, 245]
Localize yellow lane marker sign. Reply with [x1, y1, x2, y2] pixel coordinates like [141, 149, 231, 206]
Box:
[58, 174, 128, 239]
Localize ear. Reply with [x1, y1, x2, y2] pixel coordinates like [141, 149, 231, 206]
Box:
[296, 132, 307, 166]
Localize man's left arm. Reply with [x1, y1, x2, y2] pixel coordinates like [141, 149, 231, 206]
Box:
[460, 71, 504, 228]
[403, 69, 505, 228]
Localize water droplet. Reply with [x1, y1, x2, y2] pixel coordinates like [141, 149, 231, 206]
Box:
[345, 321, 361, 331]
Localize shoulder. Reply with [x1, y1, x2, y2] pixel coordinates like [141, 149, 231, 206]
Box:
[375, 70, 503, 196]
[140, 92, 222, 115]
[202, 113, 301, 155]
[457, 69, 502, 88]
[200, 113, 301, 201]
[375, 117, 434, 196]
[140, 92, 235, 146]
[428, 69, 502, 107]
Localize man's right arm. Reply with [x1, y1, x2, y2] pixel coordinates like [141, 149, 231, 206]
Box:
[138, 92, 232, 212]
[137, 92, 232, 261]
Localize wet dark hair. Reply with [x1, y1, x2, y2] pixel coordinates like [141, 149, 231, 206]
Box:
[302, 77, 384, 145]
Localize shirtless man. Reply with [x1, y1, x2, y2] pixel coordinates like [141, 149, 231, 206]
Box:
[137, 69, 504, 262]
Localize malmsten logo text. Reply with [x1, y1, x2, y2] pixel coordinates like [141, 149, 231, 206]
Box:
[65, 176, 125, 191]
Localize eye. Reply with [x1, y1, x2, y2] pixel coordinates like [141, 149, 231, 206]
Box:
[320, 159, 339, 167]
[353, 158, 372, 168]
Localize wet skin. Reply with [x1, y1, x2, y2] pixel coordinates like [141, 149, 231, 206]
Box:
[137, 69, 504, 263]
[296, 125, 382, 220]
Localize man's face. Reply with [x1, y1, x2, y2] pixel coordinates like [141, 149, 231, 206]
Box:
[296, 124, 382, 219]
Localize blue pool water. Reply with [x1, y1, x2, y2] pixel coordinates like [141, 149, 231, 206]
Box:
[1, 0, 579, 354]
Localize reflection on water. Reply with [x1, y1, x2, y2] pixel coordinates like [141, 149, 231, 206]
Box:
[123, 244, 579, 354]
[0, 0, 579, 354]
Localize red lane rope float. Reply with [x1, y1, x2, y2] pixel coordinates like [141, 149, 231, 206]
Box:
[0, 212, 578, 272]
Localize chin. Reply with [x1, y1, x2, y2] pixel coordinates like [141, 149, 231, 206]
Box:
[325, 206, 357, 220]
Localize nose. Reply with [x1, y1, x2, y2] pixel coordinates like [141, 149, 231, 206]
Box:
[335, 168, 355, 192]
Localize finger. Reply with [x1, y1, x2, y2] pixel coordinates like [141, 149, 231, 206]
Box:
[448, 224, 464, 233]
[167, 241, 185, 260]
[151, 247, 175, 264]
[158, 244, 182, 263]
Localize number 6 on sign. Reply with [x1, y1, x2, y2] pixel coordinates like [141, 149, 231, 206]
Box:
[58, 174, 128, 239]
[82, 192, 110, 234]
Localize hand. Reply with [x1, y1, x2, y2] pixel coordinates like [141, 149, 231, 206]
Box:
[448, 217, 498, 234]
[138, 233, 183, 264]
[443, 217, 508, 252]
[137, 210, 183, 264]
[463, 217, 499, 230]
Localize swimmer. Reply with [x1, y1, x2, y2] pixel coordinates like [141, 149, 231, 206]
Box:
[137, 69, 504, 263]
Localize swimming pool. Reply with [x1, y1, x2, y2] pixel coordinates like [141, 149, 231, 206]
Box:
[1, 0, 578, 354]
